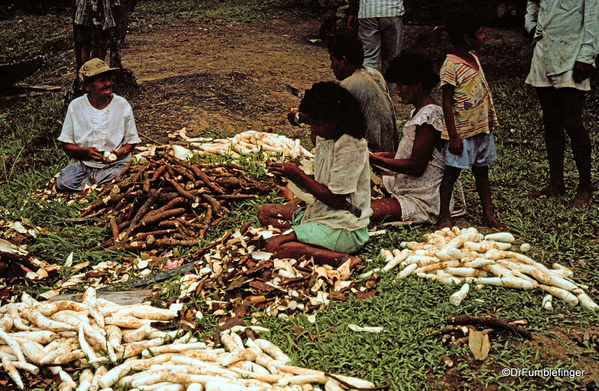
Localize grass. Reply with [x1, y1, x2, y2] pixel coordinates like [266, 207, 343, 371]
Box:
[1, 1, 599, 390]
[132, 0, 314, 28]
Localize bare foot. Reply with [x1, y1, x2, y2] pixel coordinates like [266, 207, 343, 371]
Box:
[482, 215, 507, 231]
[567, 191, 593, 210]
[436, 216, 453, 230]
[526, 185, 565, 199]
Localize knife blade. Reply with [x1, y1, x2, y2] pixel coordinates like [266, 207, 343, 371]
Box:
[283, 83, 305, 99]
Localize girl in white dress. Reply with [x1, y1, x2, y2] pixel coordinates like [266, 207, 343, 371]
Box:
[369, 52, 448, 224]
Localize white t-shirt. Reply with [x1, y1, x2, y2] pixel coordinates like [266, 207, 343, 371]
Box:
[59, 94, 141, 168]
[300, 134, 372, 230]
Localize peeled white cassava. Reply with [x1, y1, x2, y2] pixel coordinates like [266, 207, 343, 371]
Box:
[378, 227, 598, 309]
[449, 284, 470, 306]
[2, 357, 24, 390]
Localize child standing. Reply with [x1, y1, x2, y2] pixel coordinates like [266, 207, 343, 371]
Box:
[437, 10, 505, 230]
[258, 82, 372, 271]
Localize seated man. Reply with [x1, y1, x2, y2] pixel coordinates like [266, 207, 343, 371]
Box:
[57, 58, 141, 192]
[290, 33, 398, 153]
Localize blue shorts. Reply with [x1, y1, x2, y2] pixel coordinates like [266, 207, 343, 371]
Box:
[291, 207, 368, 254]
[444, 133, 497, 169]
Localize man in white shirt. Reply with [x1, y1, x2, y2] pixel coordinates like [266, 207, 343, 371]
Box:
[57, 58, 141, 191]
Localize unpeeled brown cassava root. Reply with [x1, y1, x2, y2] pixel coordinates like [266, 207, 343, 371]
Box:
[423, 318, 530, 346]
[0, 287, 379, 391]
[77, 150, 280, 252]
[377, 226, 598, 311]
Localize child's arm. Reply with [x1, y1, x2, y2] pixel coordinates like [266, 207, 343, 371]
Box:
[268, 162, 354, 211]
[369, 124, 439, 176]
[441, 84, 463, 155]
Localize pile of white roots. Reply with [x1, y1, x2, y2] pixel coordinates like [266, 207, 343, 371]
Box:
[0, 288, 373, 391]
[172, 130, 313, 161]
[377, 227, 598, 310]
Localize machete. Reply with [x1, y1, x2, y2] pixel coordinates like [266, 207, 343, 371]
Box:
[283, 83, 305, 99]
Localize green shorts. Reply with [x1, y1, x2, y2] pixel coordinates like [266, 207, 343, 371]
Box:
[291, 207, 369, 254]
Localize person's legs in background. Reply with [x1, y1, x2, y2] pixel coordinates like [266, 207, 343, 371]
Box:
[358, 17, 381, 69]
[379, 16, 403, 95]
[561, 87, 593, 208]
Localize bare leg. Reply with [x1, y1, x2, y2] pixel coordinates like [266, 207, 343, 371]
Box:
[257, 204, 300, 230]
[561, 88, 593, 209]
[370, 197, 402, 223]
[527, 87, 566, 199]
[437, 166, 461, 229]
[75, 41, 91, 72]
[264, 232, 360, 268]
[472, 166, 506, 230]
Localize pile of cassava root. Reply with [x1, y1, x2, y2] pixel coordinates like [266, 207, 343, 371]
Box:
[0, 287, 375, 391]
[77, 149, 280, 252]
[172, 130, 313, 161]
[376, 226, 598, 310]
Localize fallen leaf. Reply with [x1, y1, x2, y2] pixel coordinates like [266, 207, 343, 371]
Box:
[64, 252, 73, 267]
[348, 324, 384, 333]
[74, 261, 90, 270]
[469, 330, 490, 360]
[355, 290, 376, 300]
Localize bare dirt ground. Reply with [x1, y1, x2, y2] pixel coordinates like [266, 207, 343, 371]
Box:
[49, 16, 534, 146]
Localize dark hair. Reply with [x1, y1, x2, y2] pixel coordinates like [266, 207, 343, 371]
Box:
[444, 7, 484, 48]
[386, 51, 440, 91]
[299, 81, 366, 140]
[328, 33, 364, 66]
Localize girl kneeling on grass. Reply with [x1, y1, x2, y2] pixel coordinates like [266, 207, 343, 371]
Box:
[369, 52, 448, 224]
[258, 82, 372, 271]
